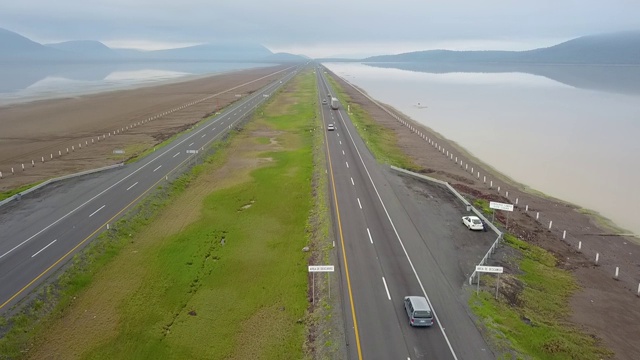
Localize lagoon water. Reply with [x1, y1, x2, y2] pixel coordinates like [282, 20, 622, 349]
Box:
[0, 62, 269, 106]
[324, 62, 640, 235]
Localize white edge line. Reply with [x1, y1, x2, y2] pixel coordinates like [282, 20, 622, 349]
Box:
[0, 67, 295, 261]
[336, 98, 459, 360]
[31, 239, 57, 258]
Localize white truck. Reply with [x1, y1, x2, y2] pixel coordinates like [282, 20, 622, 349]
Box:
[330, 97, 340, 110]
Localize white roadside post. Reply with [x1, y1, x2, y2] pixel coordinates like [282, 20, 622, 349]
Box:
[475, 265, 504, 298]
[490, 201, 514, 228]
[308, 265, 335, 304]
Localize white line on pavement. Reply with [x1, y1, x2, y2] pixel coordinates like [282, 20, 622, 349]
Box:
[153, 165, 162, 172]
[337, 110, 459, 359]
[339, 141, 342, 145]
[342, 150, 345, 155]
[367, 228, 373, 244]
[382, 277, 391, 300]
[201, 134, 206, 138]
[126, 182, 138, 191]
[189, 142, 194, 147]
[346, 162, 349, 168]
[357, 198, 362, 209]
[173, 152, 180, 158]
[89, 205, 106, 218]
[351, 177, 354, 186]
[0, 69, 292, 261]
[31, 239, 57, 258]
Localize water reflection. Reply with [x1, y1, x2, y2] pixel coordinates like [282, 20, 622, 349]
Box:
[0, 62, 268, 105]
[325, 62, 640, 235]
[364, 62, 640, 95]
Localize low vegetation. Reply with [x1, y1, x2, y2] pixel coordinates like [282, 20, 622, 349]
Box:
[473, 198, 492, 216]
[470, 234, 612, 359]
[1, 71, 320, 359]
[0, 181, 43, 201]
[326, 76, 420, 171]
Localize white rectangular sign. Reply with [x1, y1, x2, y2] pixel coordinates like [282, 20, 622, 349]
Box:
[489, 201, 514, 212]
[186, 150, 199, 154]
[476, 265, 504, 273]
[308, 265, 334, 272]
[112, 149, 125, 154]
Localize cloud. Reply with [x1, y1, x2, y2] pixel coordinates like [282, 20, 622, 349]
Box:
[1, 0, 639, 56]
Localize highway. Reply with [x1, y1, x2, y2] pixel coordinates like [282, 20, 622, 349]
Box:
[0, 65, 300, 312]
[317, 68, 494, 360]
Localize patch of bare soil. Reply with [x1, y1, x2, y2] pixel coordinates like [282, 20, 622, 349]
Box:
[331, 73, 640, 359]
[0, 65, 288, 191]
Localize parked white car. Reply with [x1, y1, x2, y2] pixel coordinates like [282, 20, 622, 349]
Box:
[462, 216, 484, 231]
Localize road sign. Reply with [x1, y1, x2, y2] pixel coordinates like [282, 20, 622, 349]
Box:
[308, 265, 334, 272]
[186, 150, 199, 154]
[476, 265, 504, 273]
[489, 201, 513, 212]
[112, 149, 125, 154]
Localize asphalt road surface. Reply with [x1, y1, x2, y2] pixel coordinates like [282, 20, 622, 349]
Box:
[317, 67, 495, 360]
[0, 65, 300, 312]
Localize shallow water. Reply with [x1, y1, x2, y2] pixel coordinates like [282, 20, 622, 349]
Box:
[324, 62, 640, 235]
[0, 62, 269, 105]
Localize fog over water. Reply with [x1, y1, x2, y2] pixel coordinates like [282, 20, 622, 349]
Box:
[324, 62, 640, 235]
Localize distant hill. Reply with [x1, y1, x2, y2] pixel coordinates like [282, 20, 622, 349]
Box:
[364, 31, 640, 65]
[0, 28, 284, 63]
[46, 40, 121, 59]
[0, 27, 65, 61]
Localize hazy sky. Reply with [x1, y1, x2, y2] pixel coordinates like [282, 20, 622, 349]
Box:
[1, 0, 639, 57]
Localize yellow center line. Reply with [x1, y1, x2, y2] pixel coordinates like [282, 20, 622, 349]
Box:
[0, 155, 196, 311]
[322, 90, 363, 359]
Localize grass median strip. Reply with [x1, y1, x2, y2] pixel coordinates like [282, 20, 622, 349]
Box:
[470, 234, 612, 359]
[10, 71, 317, 360]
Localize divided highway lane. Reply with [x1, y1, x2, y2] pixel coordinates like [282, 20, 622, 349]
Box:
[0, 66, 301, 312]
[317, 71, 454, 359]
[318, 68, 493, 360]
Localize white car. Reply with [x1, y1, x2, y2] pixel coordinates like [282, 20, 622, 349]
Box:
[327, 124, 335, 131]
[462, 216, 484, 231]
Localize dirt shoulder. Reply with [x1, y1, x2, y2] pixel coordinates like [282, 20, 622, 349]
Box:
[0, 65, 288, 191]
[330, 73, 640, 359]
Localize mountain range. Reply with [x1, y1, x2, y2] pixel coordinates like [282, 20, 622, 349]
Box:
[363, 31, 640, 65]
[0, 27, 307, 63]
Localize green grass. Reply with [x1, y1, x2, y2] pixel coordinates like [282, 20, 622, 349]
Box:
[82, 72, 315, 360]
[0, 181, 44, 201]
[326, 76, 420, 171]
[0, 73, 317, 360]
[470, 234, 613, 359]
[473, 199, 492, 216]
[0, 139, 221, 359]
